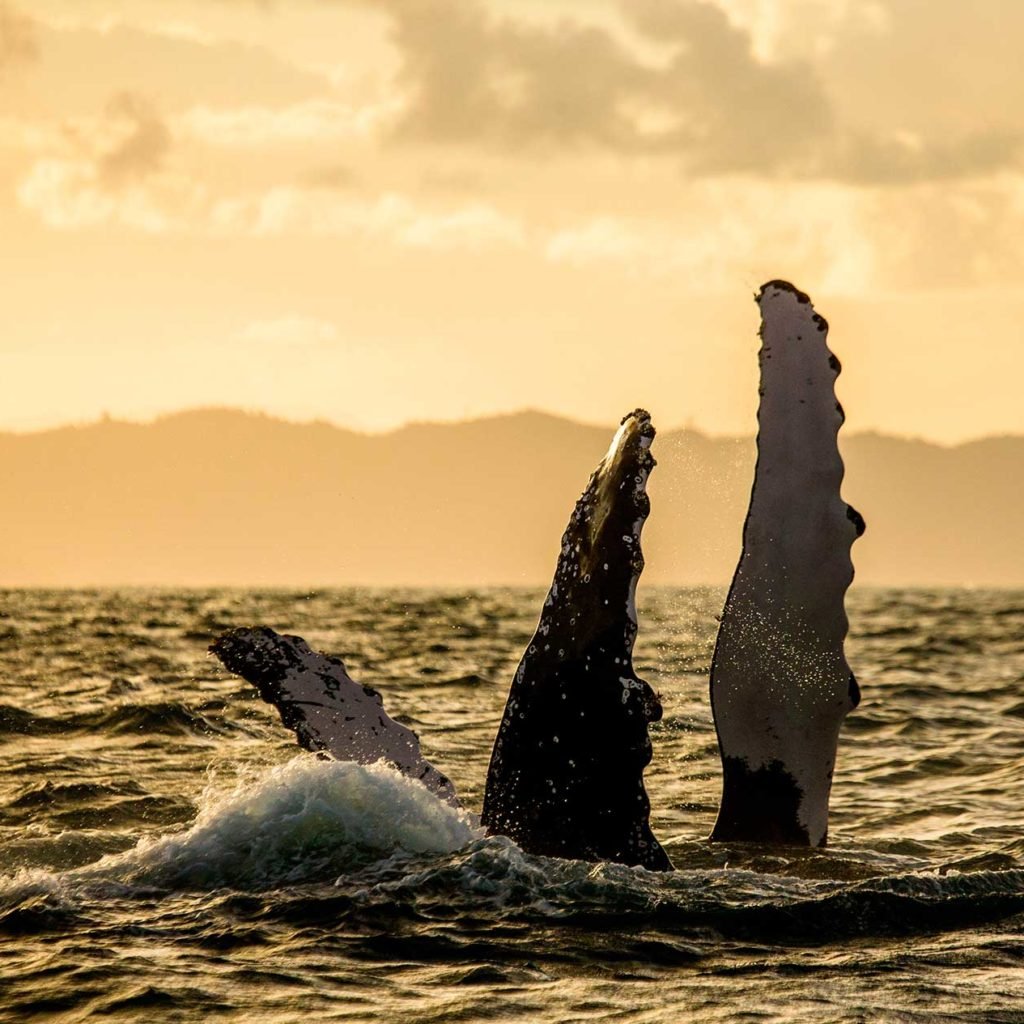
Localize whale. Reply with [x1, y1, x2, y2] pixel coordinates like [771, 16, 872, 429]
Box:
[709, 280, 865, 847]
[210, 410, 668, 869]
[211, 627, 459, 806]
[481, 409, 671, 870]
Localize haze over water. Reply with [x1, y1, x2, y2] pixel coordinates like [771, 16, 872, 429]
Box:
[2, 586, 1023, 1023]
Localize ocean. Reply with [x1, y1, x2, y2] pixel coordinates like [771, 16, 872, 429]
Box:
[1, 587, 1023, 1023]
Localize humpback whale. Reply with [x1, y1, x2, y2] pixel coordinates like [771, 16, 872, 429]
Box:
[211, 627, 459, 806]
[481, 409, 671, 871]
[709, 280, 864, 847]
[212, 296, 859, 861]
[211, 409, 667, 869]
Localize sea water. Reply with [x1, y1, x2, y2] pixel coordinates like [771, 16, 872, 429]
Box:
[1, 588, 1023, 1023]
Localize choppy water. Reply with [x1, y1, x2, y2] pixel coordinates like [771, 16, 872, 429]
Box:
[1, 588, 1023, 1023]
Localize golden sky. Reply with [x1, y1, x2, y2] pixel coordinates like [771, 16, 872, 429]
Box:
[1, 0, 1022, 442]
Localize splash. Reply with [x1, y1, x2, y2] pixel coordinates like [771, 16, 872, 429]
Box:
[2, 756, 480, 896]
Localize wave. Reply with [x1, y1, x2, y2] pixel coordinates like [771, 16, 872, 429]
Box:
[3, 753, 1023, 947]
[0, 756, 481, 900]
[3, 779, 193, 834]
[8, 779, 149, 808]
[0, 700, 241, 739]
[339, 841, 1024, 943]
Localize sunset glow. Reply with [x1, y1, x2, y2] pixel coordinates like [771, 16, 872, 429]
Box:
[2, 0, 1022, 442]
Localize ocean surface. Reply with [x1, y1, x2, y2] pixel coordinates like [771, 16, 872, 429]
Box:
[1, 587, 1023, 1023]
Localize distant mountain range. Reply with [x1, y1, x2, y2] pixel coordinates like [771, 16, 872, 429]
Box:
[1, 409, 1021, 586]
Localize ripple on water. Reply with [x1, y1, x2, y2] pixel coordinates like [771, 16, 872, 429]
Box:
[0, 587, 1023, 1023]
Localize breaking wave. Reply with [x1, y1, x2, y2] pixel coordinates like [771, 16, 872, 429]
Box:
[1, 756, 481, 897]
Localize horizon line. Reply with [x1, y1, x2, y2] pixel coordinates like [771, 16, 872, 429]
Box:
[2, 404, 1021, 448]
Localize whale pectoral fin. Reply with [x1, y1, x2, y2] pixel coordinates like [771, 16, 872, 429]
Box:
[211, 626, 459, 806]
[709, 281, 864, 848]
[482, 409, 671, 871]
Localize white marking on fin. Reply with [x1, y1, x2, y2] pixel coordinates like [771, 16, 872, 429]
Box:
[709, 281, 863, 847]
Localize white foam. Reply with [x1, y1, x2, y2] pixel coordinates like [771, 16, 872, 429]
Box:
[2, 756, 481, 895]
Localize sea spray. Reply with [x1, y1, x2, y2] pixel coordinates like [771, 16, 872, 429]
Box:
[3, 589, 1024, 1022]
[111, 755, 480, 887]
[1, 756, 480, 896]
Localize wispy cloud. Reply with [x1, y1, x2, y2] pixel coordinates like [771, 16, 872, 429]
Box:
[16, 93, 201, 232]
[13, 1, 1023, 187]
[178, 98, 400, 147]
[16, 96, 526, 252]
[209, 188, 527, 249]
[543, 181, 878, 295]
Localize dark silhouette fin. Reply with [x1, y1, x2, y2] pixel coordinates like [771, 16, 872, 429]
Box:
[482, 410, 671, 870]
[211, 626, 459, 806]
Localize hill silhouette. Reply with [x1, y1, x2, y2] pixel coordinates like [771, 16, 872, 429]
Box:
[1, 409, 1021, 586]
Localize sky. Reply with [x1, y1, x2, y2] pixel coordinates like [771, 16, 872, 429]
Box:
[1, 0, 1022, 442]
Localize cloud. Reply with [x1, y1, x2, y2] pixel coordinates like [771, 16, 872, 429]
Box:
[826, 130, 1024, 187]
[16, 91, 173, 186]
[18, 84, 1024, 293]
[543, 182, 879, 295]
[0, 2, 36, 69]
[20, 155, 526, 250]
[541, 172, 1024, 293]
[348, 0, 833, 171]
[178, 98, 400, 147]
[209, 188, 526, 249]
[708, 0, 890, 63]
[338, 0, 1024, 183]
[97, 93, 172, 185]
[379, 0, 655, 151]
[238, 316, 340, 349]
[17, 94, 525, 251]
[3, 96, 389, 160]
[860, 175, 1024, 289]
[15, 92, 200, 232]
[15, 1, 1021, 185]
[17, 158, 195, 232]
[624, 0, 833, 172]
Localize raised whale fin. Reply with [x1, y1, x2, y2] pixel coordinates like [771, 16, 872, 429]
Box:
[709, 280, 864, 847]
[211, 626, 459, 806]
[482, 409, 671, 870]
